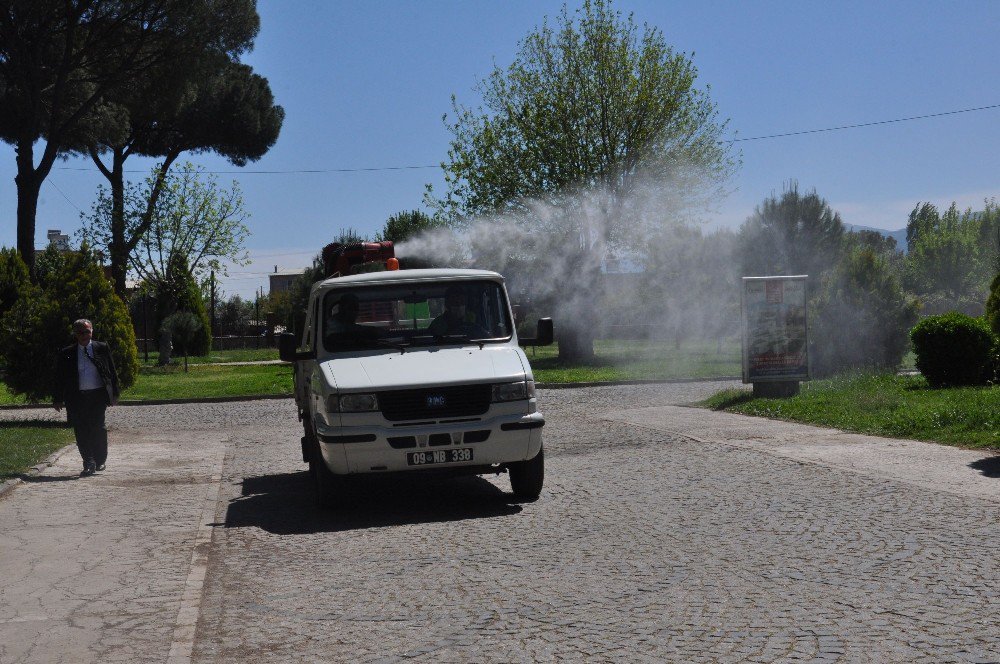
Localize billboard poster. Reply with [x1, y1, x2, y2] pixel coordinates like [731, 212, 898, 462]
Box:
[741, 276, 810, 383]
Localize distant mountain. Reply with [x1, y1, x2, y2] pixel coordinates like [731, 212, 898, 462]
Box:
[844, 224, 908, 253]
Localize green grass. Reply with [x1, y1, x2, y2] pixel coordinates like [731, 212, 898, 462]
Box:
[526, 339, 741, 383]
[0, 422, 75, 481]
[702, 372, 1000, 450]
[1, 339, 739, 405]
[0, 363, 293, 405]
[124, 363, 293, 400]
[138, 347, 279, 366]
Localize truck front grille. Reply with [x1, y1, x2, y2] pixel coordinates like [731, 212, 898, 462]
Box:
[379, 384, 492, 422]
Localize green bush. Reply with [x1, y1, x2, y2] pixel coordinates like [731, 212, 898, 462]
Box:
[0, 247, 29, 319]
[909, 312, 995, 387]
[0, 251, 139, 401]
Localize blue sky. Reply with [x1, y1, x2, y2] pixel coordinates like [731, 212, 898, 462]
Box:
[2, 0, 999, 298]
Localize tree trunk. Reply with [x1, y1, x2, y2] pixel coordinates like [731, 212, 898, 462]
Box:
[557, 326, 595, 362]
[156, 293, 177, 366]
[14, 140, 41, 277]
[109, 149, 128, 296]
[158, 327, 173, 366]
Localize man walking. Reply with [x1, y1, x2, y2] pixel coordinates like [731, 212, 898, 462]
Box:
[53, 319, 120, 477]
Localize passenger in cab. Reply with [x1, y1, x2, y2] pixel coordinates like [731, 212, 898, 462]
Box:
[428, 286, 488, 337]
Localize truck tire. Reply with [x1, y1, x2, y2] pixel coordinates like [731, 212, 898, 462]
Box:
[509, 445, 544, 502]
[301, 417, 314, 463]
[306, 426, 343, 509]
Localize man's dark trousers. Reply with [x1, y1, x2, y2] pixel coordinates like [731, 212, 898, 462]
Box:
[68, 388, 108, 467]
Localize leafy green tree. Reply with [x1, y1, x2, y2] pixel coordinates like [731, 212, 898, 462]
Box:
[216, 294, 254, 336]
[438, 0, 734, 219]
[984, 271, 1000, 338]
[32, 244, 67, 286]
[0, 0, 231, 273]
[0, 250, 138, 401]
[376, 210, 441, 244]
[84, 43, 283, 295]
[0, 247, 29, 319]
[282, 262, 325, 341]
[154, 252, 211, 363]
[435, 0, 735, 359]
[160, 311, 202, 372]
[810, 247, 919, 377]
[903, 202, 988, 315]
[376, 210, 446, 269]
[905, 202, 939, 252]
[975, 199, 1000, 276]
[81, 163, 251, 289]
[637, 224, 741, 348]
[738, 182, 846, 286]
[847, 229, 900, 258]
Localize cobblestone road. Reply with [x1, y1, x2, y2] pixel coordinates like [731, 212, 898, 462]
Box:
[2, 382, 998, 663]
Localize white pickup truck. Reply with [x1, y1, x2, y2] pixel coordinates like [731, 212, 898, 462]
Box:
[279, 267, 553, 508]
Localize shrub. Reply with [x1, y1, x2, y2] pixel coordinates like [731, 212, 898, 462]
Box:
[810, 247, 920, 377]
[909, 312, 995, 387]
[0, 251, 139, 401]
[0, 247, 29, 319]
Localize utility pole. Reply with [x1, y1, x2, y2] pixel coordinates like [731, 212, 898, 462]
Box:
[142, 292, 149, 363]
[209, 270, 216, 338]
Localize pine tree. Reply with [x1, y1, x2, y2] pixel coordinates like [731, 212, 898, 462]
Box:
[0, 250, 138, 401]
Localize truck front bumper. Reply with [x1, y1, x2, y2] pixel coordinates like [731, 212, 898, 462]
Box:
[314, 412, 544, 475]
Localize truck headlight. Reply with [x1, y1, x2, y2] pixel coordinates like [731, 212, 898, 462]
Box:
[327, 393, 379, 412]
[492, 380, 533, 402]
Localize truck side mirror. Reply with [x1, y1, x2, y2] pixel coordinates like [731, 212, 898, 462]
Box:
[518, 318, 554, 347]
[278, 332, 299, 362]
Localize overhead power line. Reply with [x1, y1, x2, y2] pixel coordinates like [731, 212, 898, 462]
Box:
[45, 179, 84, 213]
[47, 103, 1000, 176]
[54, 163, 440, 175]
[722, 103, 1000, 144]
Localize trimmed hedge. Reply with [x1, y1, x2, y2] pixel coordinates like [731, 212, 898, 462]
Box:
[910, 312, 995, 387]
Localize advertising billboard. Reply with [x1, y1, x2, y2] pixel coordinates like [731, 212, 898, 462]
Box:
[741, 276, 810, 383]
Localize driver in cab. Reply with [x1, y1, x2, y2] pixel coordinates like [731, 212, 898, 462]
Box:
[428, 286, 487, 337]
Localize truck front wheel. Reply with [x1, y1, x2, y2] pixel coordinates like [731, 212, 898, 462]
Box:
[508, 445, 544, 502]
[307, 430, 343, 509]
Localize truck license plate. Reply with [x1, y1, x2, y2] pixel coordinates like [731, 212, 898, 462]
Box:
[407, 448, 473, 465]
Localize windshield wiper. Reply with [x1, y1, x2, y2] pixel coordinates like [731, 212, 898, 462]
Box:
[371, 338, 409, 353]
[432, 333, 489, 349]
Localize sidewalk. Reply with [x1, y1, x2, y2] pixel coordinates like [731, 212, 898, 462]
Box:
[604, 404, 1000, 503]
[0, 422, 230, 664]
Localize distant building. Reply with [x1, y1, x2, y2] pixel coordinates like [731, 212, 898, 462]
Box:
[46, 229, 71, 251]
[268, 266, 306, 295]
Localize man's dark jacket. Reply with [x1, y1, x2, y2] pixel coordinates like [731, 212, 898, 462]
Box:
[53, 341, 120, 409]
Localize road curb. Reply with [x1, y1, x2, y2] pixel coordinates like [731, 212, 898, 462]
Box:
[536, 376, 741, 389]
[0, 393, 295, 410]
[0, 378, 743, 410]
[0, 443, 76, 502]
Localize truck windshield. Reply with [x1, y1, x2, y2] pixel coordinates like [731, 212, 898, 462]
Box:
[322, 280, 513, 352]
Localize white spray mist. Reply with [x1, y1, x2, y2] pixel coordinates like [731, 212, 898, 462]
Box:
[396, 166, 741, 351]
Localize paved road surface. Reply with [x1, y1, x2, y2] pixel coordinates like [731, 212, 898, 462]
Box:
[1, 382, 998, 663]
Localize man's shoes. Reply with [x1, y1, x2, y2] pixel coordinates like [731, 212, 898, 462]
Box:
[96, 463, 106, 472]
[80, 462, 96, 477]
